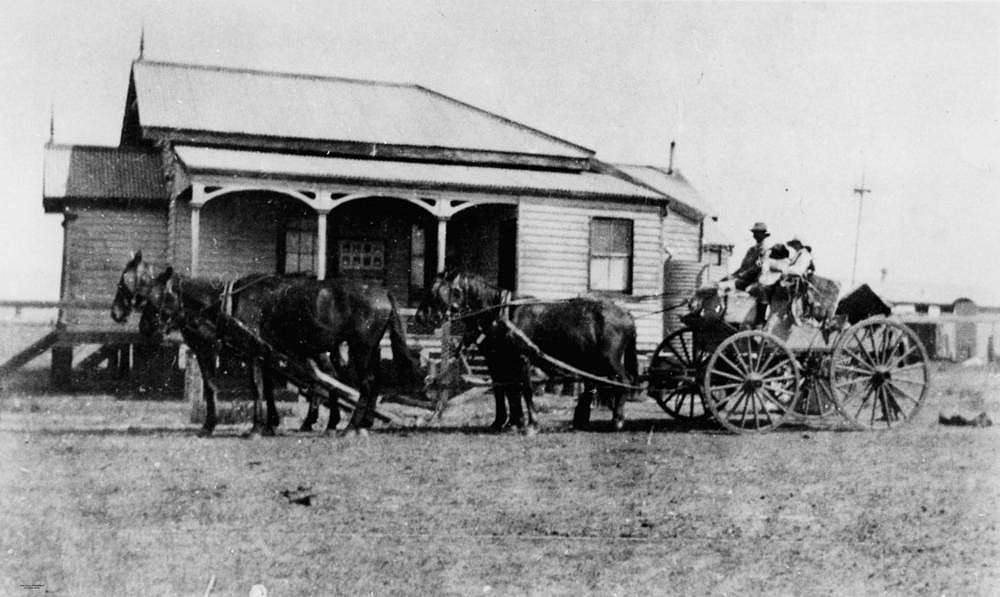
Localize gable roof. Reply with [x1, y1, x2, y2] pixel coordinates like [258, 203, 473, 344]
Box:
[127, 60, 594, 166]
[43, 144, 168, 212]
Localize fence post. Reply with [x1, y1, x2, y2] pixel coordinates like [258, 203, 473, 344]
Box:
[50, 345, 72, 391]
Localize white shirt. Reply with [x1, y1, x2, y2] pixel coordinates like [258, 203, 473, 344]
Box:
[788, 248, 813, 276]
[758, 255, 789, 286]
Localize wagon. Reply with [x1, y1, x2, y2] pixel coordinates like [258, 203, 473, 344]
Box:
[646, 280, 931, 433]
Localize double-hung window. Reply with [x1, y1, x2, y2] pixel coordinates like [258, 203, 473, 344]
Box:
[589, 218, 633, 293]
[282, 216, 316, 274]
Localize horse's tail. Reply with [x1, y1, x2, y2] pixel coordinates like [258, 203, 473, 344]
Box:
[386, 293, 424, 393]
[624, 321, 639, 384]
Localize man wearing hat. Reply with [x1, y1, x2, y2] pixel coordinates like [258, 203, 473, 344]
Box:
[726, 221, 771, 291]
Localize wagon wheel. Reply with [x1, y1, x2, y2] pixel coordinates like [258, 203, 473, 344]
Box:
[829, 317, 930, 430]
[704, 330, 800, 433]
[647, 327, 711, 420]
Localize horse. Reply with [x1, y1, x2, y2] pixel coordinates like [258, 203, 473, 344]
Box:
[111, 252, 425, 436]
[415, 272, 639, 431]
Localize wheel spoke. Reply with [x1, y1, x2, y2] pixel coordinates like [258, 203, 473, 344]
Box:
[760, 386, 787, 410]
[710, 368, 745, 383]
[885, 340, 920, 368]
[762, 373, 798, 384]
[889, 361, 926, 374]
[878, 386, 892, 428]
[848, 331, 879, 369]
[834, 377, 870, 389]
[852, 384, 874, 419]
[884, 385, 906, 422]
[730, 344, 753, 375]
[732, 388, 750, 425]
[718, 353, 747, 377]
[759, 391, 778, 425]
[841, 346, 877, 371]
[887, 375, 927, 387]
[674, 334, 693, 366]
[711, 382, 744, 392]
[836, 364, 877, 377]
[749, 387, 761, 429]
[755, 346, 779, 375]
[869, 383, 881, 427]
[886, 380, 922, 406]
[757, 357, 792, 380]
[686, 391, 702, 418]
[876, 326, 894, 366]
[862, 326, 882, 364]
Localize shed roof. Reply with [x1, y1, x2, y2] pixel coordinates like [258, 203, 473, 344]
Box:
[130, 60, 594, 162]
[174, 145, 665, 201]
[42, 144, 167, 211]
[613, 165, 716, 219]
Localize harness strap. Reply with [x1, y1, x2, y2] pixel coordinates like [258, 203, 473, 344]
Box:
[222, 280, 235, 318]
[500, 319, 645, 391]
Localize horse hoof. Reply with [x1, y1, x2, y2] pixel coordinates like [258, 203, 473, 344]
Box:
[196, 428, 214, 438]
[521, 425, 539, 437]
[613, 419, 626, 432]
[262, 427, 277, 437]
[298, 425, 314, 433]
[489, 420, 509, 433]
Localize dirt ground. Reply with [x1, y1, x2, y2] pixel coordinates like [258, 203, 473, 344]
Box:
[0, 361, 998, 596]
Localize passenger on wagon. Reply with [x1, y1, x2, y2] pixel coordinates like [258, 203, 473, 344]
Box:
[786, 236, 814, 278]
[784, 236, 816, 321]
[725, 221, 771, 291]
[750, 243, 790, 327]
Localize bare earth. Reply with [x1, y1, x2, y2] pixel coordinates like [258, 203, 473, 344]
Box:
[0, 362, 998, 596]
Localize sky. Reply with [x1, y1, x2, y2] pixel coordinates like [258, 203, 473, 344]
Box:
[1, 0, 998, 304]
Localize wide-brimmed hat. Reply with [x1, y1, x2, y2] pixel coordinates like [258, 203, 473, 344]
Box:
[750, 222, 769, 235]
[787, 235, 804, 245]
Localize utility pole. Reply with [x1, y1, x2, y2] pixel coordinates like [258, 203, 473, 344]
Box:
[851, 178, 871, 287]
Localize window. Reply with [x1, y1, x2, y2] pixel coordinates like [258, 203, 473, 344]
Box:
[589, 218, 632, 293]
[283, 217, 316, 274]
[339, 239, 385, 272]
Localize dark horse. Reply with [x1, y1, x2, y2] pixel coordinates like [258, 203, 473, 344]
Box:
[111, 252, 425, 436]
[416, 272, 638, 431]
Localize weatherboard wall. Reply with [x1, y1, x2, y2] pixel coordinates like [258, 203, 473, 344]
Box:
[517, 197, 700, 351]
[62, 206, 168, 329]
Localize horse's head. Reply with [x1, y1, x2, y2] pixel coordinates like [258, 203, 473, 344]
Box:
[136, 267, 179, 336]
[111, 251, 157, 323]
[415, 272, 471, 329]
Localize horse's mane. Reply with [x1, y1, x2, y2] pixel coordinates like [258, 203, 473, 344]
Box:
[446, 271, 504, 309]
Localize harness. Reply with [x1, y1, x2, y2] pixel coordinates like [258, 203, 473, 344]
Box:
[434, 276, 651, 391]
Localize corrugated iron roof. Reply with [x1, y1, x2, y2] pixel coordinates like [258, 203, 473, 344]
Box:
[614, 164, 717, 218]
[43, 144, 167, 209]
[173, 145, 664, 201]
[132, 60, 594, 159]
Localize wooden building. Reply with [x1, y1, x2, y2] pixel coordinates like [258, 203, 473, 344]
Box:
[40, 59, 717, 385]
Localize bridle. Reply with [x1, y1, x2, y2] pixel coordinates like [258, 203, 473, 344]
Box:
[114, 263, 154, 321]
